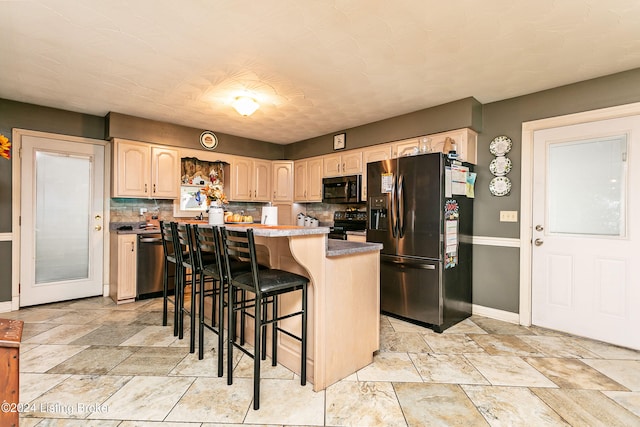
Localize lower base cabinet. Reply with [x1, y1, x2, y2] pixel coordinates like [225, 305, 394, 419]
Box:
[109, 233, 137, 304]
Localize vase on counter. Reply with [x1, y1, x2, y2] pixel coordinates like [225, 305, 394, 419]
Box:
[208, 201, 225, 225]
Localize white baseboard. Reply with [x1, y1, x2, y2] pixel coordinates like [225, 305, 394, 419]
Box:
[472, 304, 520, 324]
[0, 300, 13, 313]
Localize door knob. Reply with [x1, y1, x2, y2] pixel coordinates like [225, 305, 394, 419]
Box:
[535, 224, 544, 232]
[95, 225, 102, 231]
[534, 238, 543, 246]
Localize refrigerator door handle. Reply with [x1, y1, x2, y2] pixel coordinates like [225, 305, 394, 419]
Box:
[391, 175, 398, 237]
[381, 256, 437, 270]
[398, 174, 404, 237]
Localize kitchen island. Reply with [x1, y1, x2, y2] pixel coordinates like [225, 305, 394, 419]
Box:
[203, 223, 382, 391]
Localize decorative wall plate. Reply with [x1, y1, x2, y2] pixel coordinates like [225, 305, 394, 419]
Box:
[200, 131, 218, 150]
[489, 156, 512, 176]
[489, 176, 512, 196]
[489, 135, 512, 156]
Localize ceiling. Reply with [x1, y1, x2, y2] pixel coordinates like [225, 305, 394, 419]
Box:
[2, 1, 640, 145]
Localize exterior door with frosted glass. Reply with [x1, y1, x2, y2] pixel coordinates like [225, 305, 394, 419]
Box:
[20, 135, 104, 306]
[532, 116, 640, 350]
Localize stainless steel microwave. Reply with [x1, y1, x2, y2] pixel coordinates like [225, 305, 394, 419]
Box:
[322, 175, 362, 204]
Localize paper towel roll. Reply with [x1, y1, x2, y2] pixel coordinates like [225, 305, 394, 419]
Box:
[261, 206, 278, 225]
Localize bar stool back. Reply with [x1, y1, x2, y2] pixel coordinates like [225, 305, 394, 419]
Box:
[221, 227, 308, 410]
[159, 220, 178, 336]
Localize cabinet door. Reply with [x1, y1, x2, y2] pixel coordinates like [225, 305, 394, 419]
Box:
[293, 161, 308, 201]
[341, 151, 363, 175]
[230, 157, 253, 201]
[323, 153, 342, 177]
[361, 145, 392, 200]
[253, 159, 272, 201]
[272, 161, 293, 202]
[117, 234, 137, 301]
[392, 139, 419, 158]
[307, 157, 324, 201]
[114, 141, 150, 197]
[151, 147, 179, 199]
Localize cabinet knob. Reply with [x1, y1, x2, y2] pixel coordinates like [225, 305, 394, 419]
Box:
[153, 184, 156, 193]
[144, 184, 148, 193]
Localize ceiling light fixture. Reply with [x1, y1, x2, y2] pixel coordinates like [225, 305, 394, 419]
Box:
[232, 96, 259, 116]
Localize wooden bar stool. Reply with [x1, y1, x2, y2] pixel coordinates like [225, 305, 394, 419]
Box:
[221, 227, 308, 410]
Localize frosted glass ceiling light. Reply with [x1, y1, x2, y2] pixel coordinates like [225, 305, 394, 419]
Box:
[232, 96, 259, 116]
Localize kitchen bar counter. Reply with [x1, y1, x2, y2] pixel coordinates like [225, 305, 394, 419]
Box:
[186, 221, 381, 391]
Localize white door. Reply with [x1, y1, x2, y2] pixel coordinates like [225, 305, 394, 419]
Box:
[20, 135, 105, 306]
[532, 115, 640, 350]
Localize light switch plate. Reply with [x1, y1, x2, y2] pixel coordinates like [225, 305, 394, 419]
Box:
[500, 210, 518, 222]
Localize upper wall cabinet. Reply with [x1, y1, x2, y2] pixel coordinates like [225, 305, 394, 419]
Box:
[323, 151, 363, 177]
[272, 161, 294, 202]
[361, 144, 393, 200]
[390, 129, 478, 164]
[294, 156, 323, 202]
[230, 157, 271, 202]
[112, 138, 180, 199]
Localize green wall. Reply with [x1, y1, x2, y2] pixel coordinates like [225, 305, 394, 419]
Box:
[2, 67, 640, 310]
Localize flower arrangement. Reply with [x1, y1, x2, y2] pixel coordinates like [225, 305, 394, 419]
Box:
[201, 180, 228, 206]
[0, 134, 10, 160]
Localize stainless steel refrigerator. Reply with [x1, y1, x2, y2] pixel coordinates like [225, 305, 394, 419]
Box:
[366, 153, 473, 332]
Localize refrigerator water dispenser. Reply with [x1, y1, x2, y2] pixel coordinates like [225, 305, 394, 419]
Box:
[368, 196, 388, 231]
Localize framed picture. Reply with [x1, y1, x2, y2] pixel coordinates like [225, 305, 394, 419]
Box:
[333, 133, 346, 150]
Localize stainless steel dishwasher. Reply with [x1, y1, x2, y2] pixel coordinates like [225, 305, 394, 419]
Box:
[137, 233, 174, 299]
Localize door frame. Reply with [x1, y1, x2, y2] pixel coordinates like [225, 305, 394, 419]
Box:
[11, 129, 111, 310]
[519, 101, 640, 326]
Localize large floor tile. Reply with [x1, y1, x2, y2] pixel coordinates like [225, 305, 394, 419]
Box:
[119, 325, 182, 347]
[525, 357, 628, 390]
[470, 334, 544, 357]
[395, 383, 488, 426]
[603, 391, 640, 418]
[48, 346, 138, 375]
[356, 352, 422, 382]
[464, 354, 557, 387]
[423, 333, 486, 354]
[243, 378, 324, 426]
[109, 346, 189, 376]
[23, 323, 102, 345]
[463, 385, 569, 426]
[582, 359, 640, 391]
[20, 344, 89, 373]
[88, 375, 195, 421]
[410, 353, 488, 385]
[20, 372, 70, 404]
[70, 324, 147, 346]
[533, 388, 640, 427]
[518, 335, 602, 358]
[165, 376, 253, 423]
[326, 380, 405, 427]
[379, 330, 432, 353]
[22, 374, 132, 419]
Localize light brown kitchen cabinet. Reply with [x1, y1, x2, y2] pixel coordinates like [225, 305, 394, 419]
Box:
[391, 138, 420, 158]
[109, 233, 137, 304]
[112, 138, 179, 199]
[230, 157, 271, 202]
[322, 151, 362, 177]
[294, 156, 323, 202]
[361, 144, 393, 200]
[271, 161, 294, 202]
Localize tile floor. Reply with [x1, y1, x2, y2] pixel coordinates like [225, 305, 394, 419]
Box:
[5, 296, 640, 426]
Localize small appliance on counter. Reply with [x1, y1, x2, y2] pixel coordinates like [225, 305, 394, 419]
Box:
[261, 205, 278, 225]
[329, 210, 367, 240]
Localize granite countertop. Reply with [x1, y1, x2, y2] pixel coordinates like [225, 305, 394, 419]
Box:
[326, 239, 382, 257]
[109, 222, 161, 235]
[221, 223, 330, 237]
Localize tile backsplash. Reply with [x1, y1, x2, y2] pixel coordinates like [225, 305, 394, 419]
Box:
[109, 198, 365, 225]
